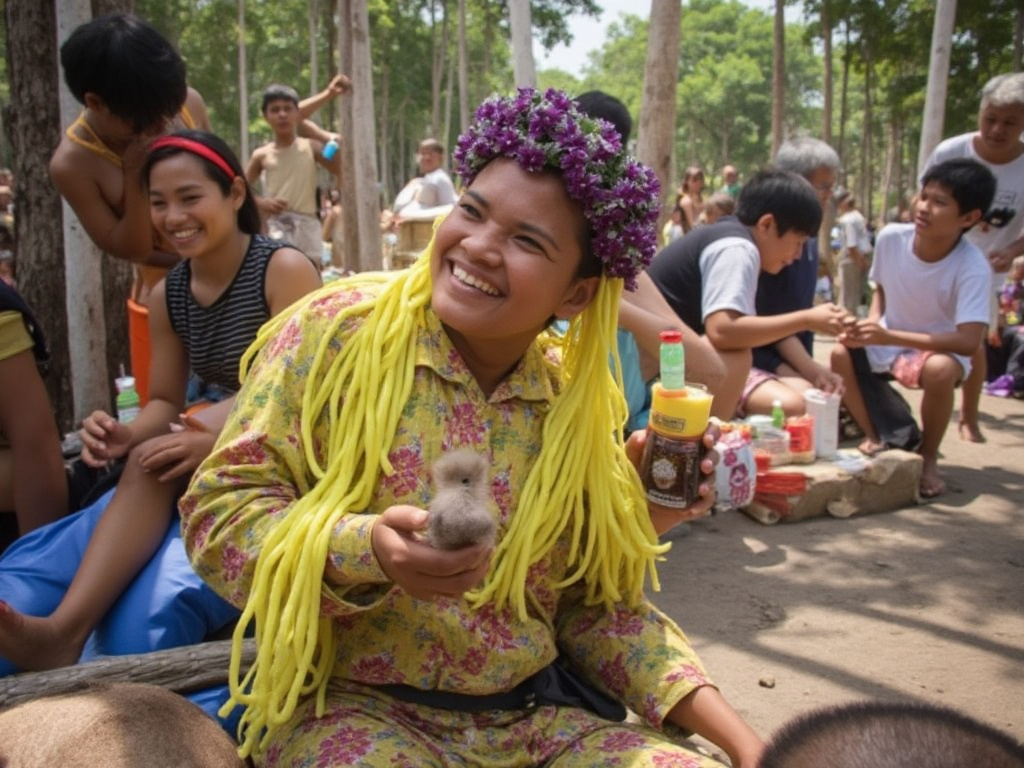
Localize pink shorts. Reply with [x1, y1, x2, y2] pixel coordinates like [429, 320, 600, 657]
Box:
[890, 350, 933, 389]
[735, 367, 779, 418]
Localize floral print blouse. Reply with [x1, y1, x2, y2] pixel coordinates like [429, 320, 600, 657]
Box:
[180, 280, 713, 731]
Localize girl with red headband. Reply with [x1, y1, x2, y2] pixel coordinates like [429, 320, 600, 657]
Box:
[0, 131, 322, 681]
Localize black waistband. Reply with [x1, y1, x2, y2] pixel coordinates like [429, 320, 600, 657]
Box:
[376, 675, 538, 713]
[374, 659, 626, 721]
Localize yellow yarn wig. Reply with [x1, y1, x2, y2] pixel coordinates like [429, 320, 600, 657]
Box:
[223, 87, 667, 757]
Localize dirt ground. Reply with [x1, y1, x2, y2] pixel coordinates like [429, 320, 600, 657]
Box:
[655, 335, 1024, 755]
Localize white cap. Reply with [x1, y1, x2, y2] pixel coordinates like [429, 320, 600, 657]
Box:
[115, 376, 136, 392]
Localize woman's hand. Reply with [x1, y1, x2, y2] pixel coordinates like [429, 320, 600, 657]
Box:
[79, 410, 133, 467]
[626, 423, 721, 536]
[370, 505, 493, 600]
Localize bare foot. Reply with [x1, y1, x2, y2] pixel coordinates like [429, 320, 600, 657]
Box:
[919, 466, 947, 500]
[0, 601, 84, 672]
[858, 438, 886, 458]
[957, 420, 985, 443]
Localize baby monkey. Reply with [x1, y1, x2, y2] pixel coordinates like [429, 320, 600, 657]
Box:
[427, 449, 496, 550]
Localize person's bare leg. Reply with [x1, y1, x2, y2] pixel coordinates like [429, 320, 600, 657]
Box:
[743, 378, 807, 417]
[958, 343, 986, 443]
[0, 450, 180, 671]
[712, 348, 752, 420]
[917, 355, 960, 498]
[830, 345, 882, 454]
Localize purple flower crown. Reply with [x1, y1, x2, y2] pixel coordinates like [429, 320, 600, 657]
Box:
[453, 88, 661, 290]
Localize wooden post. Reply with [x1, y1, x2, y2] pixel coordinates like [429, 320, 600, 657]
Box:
[916, 0, 957, 179]
[637, 0, 682, 230]
[56, 0, 110, 424]
[508, 0, 536, 88]
[339, 0, 383, 272]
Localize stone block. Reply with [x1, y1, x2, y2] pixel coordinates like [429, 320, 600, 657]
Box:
[742, 449, 923, 525]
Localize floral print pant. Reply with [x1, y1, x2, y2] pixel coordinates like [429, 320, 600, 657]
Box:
[258, 683, 726, 768]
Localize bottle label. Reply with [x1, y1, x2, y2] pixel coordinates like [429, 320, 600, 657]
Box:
[640, 431, 703, 508]
[117, 406, 140, 424]
[649, 410, 689, 435]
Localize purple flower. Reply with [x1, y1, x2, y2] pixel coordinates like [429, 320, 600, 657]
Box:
[453, 88, 660, 288]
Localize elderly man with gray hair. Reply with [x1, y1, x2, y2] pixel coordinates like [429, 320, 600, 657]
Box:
[921, 72, 1024, 443]
[744, 137, 849, 420]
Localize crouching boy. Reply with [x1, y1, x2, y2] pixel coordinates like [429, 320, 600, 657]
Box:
[830, 158, 996, 499]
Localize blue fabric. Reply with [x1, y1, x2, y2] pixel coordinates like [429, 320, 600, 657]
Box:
[753, 236, 819, 372]
[186, 684, 242, 737]
[618, 329, 651, 434]
[0, 489, 239, 677]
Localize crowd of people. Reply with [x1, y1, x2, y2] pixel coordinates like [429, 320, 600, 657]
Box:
[0, 10, 1022, 767]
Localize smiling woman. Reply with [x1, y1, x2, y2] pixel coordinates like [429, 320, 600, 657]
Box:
[0, 131, 321, 701]
[179, 88, 765, 767]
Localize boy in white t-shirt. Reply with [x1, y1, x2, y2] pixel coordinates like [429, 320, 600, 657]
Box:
[830, 159, 997, 499]
[920, 72, 1024, 443]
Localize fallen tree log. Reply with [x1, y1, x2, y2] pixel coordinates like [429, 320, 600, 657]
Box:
[0, 638, 255, 709]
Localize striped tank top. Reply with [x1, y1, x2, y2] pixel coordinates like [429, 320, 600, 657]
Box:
[164, 235, 281, 392]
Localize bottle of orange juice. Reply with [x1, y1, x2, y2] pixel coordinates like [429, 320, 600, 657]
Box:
[639, 330, 714, 508]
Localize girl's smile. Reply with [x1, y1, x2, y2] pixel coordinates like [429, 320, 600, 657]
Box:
[430, 158, 598, 393]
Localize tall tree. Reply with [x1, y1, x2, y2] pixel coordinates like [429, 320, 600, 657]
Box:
[636, 0, 681, 227]
[771, 0, 785, 155]
[339, 0, 382, 272]
[4, 0, 73, 429]
[508, 0, 537, 87]
[458, 0, 469, 132]
[820, 0, 833, 145]
[916, 0, 956, 178]
[237, 0, 249, 166]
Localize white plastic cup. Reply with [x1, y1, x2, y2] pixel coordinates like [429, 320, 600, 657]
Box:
[804, 388, 840, 459]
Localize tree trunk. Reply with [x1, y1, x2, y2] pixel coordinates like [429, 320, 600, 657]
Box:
[838, 20, 851, 166]
[771, 0, 785, 157]
[860, 54, 873, 224]
[916, 0, 957, 179]
[878, 116, 900, 230]
[458, 0, 469, 133]
[820, 0, 832, 146]
[339, 0, 382, 272]
[1015, 5, 1023, 72]
[508, 0, 537, 88]
[429, 0, 450, 137]
[636, 0, 682, 230]
[238, 0, 249, 163]
[4, 0, 74, 431]
[310, 0, 319, 95]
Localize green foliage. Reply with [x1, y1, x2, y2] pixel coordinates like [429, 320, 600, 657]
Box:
[83, 0, 1023, 214]
[570, 1, 821, 185]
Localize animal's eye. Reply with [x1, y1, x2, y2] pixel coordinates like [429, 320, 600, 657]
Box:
[461, 477, 470, 485]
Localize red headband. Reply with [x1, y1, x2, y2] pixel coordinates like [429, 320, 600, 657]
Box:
[149, 136, 237, 180]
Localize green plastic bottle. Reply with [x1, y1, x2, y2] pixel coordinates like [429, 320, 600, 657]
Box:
[115, 375, 141, 424]
[771, 399, 785, 429]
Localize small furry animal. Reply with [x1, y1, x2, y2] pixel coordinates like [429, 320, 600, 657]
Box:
[426, 449, 496, 550]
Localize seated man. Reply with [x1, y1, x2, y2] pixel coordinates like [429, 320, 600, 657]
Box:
[830, 158, 996, 499]
[752, 137, 848, 415]
[647, 169, 847, 421]
[382, 138, 458, 231]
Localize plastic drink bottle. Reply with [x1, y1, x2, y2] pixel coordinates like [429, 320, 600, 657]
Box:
[322, 139, 339, 161]
[639, 330, 714, 508]
[115, 375, 141, 424]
